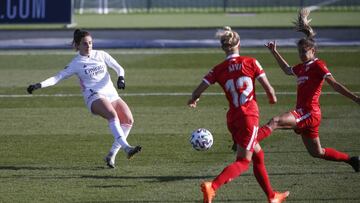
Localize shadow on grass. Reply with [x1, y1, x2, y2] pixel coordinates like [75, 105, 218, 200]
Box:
[287, 197, 360, 202]
[0, 165, 355, 175]
[88, 184, 136, 188]
[0, 165, 107, 171]
[78, 196, 360, 203]
[81, 175, 214, 182]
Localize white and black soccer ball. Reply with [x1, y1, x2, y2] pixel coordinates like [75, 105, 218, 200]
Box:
[190, 128, 213, 151]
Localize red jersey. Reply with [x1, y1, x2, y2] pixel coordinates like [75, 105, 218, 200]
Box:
[203, 54, 265, 120]
[292, 58, 331, 113]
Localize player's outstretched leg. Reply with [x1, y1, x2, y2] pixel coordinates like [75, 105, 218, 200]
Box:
[347, 156, 360, 172]
[200, 182, 215, 203]
[268, 191, 290, 203]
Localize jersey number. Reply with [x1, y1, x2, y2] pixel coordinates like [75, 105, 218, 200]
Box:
[225, 76, 253, 107]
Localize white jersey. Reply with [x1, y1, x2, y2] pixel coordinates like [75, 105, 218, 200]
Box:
[40, 50, 124, 92]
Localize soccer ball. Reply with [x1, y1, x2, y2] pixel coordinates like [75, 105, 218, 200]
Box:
[190, 128, 213, 151]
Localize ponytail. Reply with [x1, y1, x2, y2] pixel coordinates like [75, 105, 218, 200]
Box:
[215, 26, 240, 53]
[294, 8, 316, 48]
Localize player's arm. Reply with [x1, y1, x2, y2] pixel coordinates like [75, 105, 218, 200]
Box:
[257, 74, 277, 104]
[103, 51, 126, 89]
[265, 41, 293, 75]
[187, 81, 210, 108]
[27, 66, 73, 94]
[325, 75, 360, 105]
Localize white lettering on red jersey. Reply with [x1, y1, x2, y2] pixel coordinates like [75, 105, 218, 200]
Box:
[203, 54, 265, 117]
[292, 58, 331, 112]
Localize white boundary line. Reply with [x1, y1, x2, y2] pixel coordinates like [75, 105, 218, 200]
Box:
[306, 0, 341, 11]
[1, 91, 359, 98]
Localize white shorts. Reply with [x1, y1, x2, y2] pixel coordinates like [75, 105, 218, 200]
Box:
[83, 87, 120, 113]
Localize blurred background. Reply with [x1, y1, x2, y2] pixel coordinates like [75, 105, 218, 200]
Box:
[74, 0, 360, 14]
[0, 1, 359, 203]
[0, 0, 360, 49]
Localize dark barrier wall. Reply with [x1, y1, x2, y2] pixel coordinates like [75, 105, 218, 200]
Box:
[0, 0, 72, 23]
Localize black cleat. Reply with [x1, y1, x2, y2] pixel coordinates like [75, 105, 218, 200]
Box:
[126, 146, 142, 159]
[231, 142, 237, 152]
[348, 156, 360, 172]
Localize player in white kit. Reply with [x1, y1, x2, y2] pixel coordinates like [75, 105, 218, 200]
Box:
[27, 29, 141, 168]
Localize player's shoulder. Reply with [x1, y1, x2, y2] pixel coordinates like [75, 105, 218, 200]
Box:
[239, 56, 260, 67]
[92, 49, 107, 56]
[239, 55, 256, 61]
[314, 58, 327, 67]
[239, 56, 263, 69]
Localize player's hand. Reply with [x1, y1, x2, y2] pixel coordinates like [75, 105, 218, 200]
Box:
[269, 96, 277, 104]
[27, 83, 41, 94]
[355, 96, 360, 105]
[265, 41, 277, 52]
[187, 98, 199, 108]
[117, 76, 125, 89]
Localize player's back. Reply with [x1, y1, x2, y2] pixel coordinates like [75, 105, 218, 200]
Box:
[204, 55, 264, 116]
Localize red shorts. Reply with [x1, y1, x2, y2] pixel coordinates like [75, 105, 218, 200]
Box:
[227, 115, 259, 152]
[290, 109, 321, 139]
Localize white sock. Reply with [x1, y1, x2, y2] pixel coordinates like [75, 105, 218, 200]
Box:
[121, 123, 133, 138]
[110, 124, 132, 153]
[108, 118, 130, 150]
[109, 141, 121, 157]
[108, 123, 133, 157]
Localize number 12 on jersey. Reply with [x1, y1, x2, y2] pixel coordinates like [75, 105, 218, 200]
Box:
[225, 76, 253, 107]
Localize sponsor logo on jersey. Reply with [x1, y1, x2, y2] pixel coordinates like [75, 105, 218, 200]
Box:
[84, 65, 105, 77]
[297, 76, 309, 85]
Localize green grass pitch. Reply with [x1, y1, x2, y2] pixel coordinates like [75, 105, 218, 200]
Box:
[0, 47, 359, 202]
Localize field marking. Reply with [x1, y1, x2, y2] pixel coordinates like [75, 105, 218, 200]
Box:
[0, 48, 359, 56]
[1, 91, 359, 98]
[307, 0, 341, 11]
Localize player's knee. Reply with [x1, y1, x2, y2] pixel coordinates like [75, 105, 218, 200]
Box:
[125, 118, 134, 126]
[106, 110, 118, 121]
[120, 115, 134, 126]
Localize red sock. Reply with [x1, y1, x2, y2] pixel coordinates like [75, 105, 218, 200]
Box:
[252, 150, 275, 199]
[257, 125, 272, 142]
[323, 148, 350, 162]
[211, 158, 250, 191]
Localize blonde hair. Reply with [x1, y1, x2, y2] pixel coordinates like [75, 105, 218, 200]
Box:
[215, 26, 240, 52]
[294, 8, 316, 48]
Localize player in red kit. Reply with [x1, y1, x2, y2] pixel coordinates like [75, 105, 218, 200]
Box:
[257, 8, 360, 172]
[188, 26, 289, 203]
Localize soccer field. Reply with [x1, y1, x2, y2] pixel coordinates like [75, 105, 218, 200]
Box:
[0, 47, 359, 202]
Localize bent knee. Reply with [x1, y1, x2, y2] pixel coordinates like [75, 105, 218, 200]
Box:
[119, 115, 134, 126]
[125, 118, 134, 126]
[106, 111, 119, 121]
